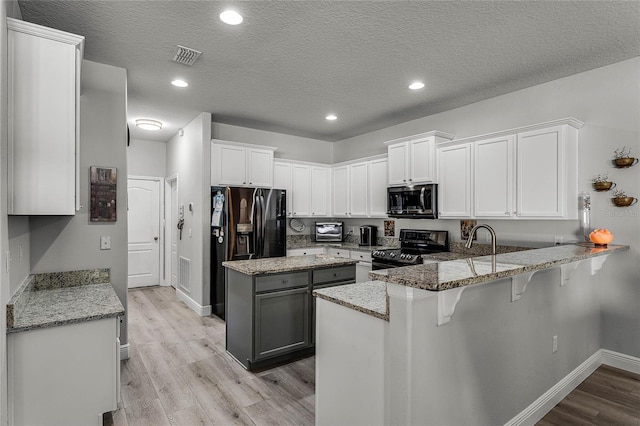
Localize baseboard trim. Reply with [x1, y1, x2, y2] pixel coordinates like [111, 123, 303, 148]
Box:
[120, 343, 130, 360]
[601, 349, 640, 375]
[176, 288, 212, 316]
[505, 350, 602, 426]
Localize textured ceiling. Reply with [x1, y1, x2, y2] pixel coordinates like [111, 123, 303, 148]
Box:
[18, 1, 640, 143]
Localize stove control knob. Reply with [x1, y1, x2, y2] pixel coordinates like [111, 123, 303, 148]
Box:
[389, 252, 396, 258]
[373, 251, 378, 256]
[407, 255, 414, 261]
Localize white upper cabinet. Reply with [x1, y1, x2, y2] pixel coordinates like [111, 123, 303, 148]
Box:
[332, 166, 350, 217]
[275, 160, 330, 218]
[273, 161, 293, 216]
[437, 143, 473, 218]
[8, 18, 84, 215]
[386, 131, 454, 186]
[516, 125, 575, 218]
[291, 164, 312, 217]
[349, 162, 368, 217]
[310, 166, 331, 217]
[333, 157, 388, 218]
[368, 158, 388, 217]
[473, 135, 515, 218]
[211, 141, 275, 187]
[438, 118, 582, 220]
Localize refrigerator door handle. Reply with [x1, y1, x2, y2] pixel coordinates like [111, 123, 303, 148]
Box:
[260, 193, 266, 257]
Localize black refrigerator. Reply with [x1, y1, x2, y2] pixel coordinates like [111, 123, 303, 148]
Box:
[211, 186, 287, 319]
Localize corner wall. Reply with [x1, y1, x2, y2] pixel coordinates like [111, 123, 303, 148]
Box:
[29, 60, 129, 344]
[166, 113, 212, 313]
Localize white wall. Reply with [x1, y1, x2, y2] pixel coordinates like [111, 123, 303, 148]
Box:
[127, 137, 166, 178]
[212, 122, 334, 164]
[166, 113, 212, 312]
[29, 60, 129, 344]
[334, 57, 640, 358]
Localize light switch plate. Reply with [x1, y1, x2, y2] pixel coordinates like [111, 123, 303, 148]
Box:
[100, 236, 111, 250]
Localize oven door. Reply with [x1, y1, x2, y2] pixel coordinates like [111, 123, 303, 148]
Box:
[372, 259, 398, 270]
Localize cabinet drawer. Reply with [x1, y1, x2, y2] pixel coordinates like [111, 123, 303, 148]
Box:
[255, 272, 309, 293]
[349, 250, 372, 262]
[313, 266, 356, 285]
[327, 247, 349, 258]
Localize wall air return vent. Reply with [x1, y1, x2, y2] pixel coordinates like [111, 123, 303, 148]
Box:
[172, 45, 202, 66]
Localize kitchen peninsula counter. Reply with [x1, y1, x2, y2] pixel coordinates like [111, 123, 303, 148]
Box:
[223, 254, 358, 275]
[315, 243, 631, 426]
[369, 243, 628, 291]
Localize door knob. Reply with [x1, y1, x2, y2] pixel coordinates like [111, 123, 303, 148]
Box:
[154, 237, 158, 241]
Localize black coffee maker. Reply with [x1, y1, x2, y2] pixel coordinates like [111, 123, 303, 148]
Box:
[359, 225, 377, 246]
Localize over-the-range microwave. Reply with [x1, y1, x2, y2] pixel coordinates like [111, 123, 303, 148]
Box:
[387, 183, 438, 219]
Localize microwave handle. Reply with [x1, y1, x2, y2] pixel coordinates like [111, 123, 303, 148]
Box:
[420, 187, 426, 211]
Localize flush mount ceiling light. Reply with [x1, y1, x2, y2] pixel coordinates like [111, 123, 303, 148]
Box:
[135, 119, 163, 131]
[171, 79, 189, 88]
[326, 114, 338, 121]
[220, 9, 243, 25]
[409, 81, 425, 90]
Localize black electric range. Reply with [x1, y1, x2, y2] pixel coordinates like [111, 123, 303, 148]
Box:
[371, 229, 449, 270]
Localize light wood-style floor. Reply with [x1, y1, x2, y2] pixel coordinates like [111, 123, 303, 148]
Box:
[106, 286, 315, 426]
[537, 365, 640, 425]
[108, 286, 640, 426]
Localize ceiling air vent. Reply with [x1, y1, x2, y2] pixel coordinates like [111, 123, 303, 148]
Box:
[172, 45, 202, 66]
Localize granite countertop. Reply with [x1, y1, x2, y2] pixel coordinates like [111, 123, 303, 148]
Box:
[369, 244, 629, 291]
[314, 281, 389, 321]
[7, 269, 125, 334]
[223, 254, 359, 275]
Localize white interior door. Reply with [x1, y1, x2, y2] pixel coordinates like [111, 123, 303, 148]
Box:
[127, 178, 161, 288]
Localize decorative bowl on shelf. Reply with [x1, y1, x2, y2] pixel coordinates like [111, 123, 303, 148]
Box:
[589, 229, 613, 246]
[613, 157, 638, 168]
[593, 181, 615, 192]
[612, 196, 638, 207]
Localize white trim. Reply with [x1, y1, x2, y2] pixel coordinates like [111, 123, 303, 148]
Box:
[119, 343, 130, 360]
[601, 349, 640, 375]
[384, 130, 455, 145]
[438, 117, 584, 147]
[211, 138, 277, 152]
[505, 349, 640, 426]
[7, 18, 85, 49]
[331, 153, 389, 168]
[505, 350, 602, 426]
[165, 175, 178, 288]
[176, 288, 212, 316]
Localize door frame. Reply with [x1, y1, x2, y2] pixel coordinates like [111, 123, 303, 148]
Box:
[127, 175, 164, 287]
[164, 174, 179, 287]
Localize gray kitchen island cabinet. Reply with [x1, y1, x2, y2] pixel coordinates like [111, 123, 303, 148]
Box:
[224, 256, 357, 370]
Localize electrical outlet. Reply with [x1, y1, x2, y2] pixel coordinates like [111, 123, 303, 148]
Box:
[349, 226, 356, 234]
[554, 235, 563, 246]
[100, 236, 111, 250]
[552, 335, 558, 353]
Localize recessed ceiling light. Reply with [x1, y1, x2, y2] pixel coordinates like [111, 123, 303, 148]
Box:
[409, 81, 425, 90]
[135, 119, 163, 131]
[326, 114, 338, 121]
[171, 79, 189, 88]
[220, 9, 243, 25]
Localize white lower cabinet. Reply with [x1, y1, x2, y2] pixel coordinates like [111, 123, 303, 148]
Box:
[8, 318, 120, 426]
[350, 250, 373, 282]
[287, 247, 326, 256]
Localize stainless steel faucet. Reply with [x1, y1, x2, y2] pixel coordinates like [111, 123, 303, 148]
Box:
[465, 224, 497, 255]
